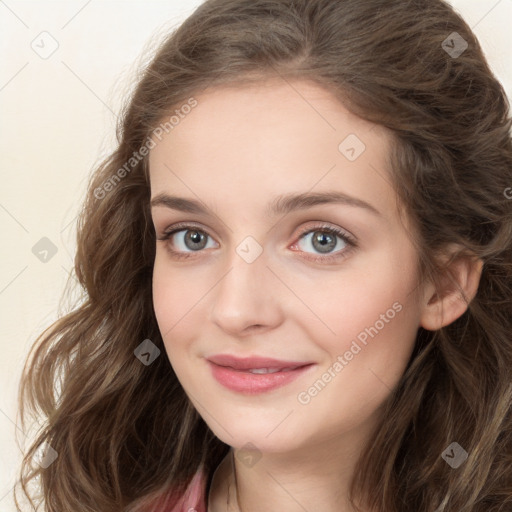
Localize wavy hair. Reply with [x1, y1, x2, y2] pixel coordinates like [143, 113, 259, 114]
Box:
[15, 0, 512, 510]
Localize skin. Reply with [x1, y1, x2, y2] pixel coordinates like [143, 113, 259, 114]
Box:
[149, 78, 483, 512]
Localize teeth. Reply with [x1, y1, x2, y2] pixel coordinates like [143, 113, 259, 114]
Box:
[247, 367, 296, 374]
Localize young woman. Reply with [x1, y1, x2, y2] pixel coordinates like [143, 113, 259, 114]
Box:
[16, 0, 512, 511]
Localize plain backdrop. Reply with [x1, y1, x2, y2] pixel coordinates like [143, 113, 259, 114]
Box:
[1, 1, 511, 510]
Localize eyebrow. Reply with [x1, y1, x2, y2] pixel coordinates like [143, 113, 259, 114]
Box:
[150, 191, 381, 217]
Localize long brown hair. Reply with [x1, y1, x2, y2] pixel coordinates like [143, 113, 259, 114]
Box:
[15, 0, 512, 510]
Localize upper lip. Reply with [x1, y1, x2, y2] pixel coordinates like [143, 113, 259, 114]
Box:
[207, 354, 314, 371]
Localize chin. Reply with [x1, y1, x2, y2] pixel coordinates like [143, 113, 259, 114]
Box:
[207, 421, 307, 456]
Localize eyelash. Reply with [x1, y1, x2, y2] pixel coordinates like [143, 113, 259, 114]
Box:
[156, 222, 357, 263]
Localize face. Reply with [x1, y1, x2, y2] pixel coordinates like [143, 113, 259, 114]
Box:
[149, 79, 425, 455]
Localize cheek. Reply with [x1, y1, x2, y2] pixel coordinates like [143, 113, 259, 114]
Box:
[310, 252, 414, 318]
[292, 274, 420, 435]
[152, 257, 176, 335]
[297, 244, 420, 375]
[152, 255, 191, 344]
[152, 262, 198, 382]
[152, 253, 213, 354]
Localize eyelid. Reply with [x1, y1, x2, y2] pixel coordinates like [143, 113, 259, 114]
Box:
[294, 222, 356, 246]
[158, 221, 217, 244]
[157, 221, 355, 242]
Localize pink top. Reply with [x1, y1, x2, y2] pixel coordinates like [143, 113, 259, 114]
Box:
[155, 452, 230, 511]
[164, 465, 209, 512]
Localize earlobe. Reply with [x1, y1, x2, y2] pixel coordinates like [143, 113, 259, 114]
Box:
[419, 253, 484, 332]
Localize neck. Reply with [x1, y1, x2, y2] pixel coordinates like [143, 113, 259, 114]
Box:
[208, 429, 373, 512]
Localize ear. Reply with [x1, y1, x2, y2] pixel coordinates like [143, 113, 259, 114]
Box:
[420, 246, 484, 331]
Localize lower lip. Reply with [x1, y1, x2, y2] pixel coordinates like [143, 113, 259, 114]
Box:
[208, 361, 315, 394]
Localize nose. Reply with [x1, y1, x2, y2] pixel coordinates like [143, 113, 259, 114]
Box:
[209, 249, 285, 336]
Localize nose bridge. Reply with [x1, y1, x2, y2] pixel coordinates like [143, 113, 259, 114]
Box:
[216, 242, 271, 304]
[209, 239, 283, 332]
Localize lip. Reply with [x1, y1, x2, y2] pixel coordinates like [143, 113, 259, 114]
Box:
[206, 355, 316, 395]
[207, 354, 314, 371]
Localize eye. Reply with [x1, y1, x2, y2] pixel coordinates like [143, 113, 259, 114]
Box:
[156, 223, 217, 259]
[290, 223, 356, 263]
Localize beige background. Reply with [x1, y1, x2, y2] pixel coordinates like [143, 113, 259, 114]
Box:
[1, 0, 511, 509]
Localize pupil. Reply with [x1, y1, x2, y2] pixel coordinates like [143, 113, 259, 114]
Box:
[186, 230, 205, 250]
[313, 231, 335, 253]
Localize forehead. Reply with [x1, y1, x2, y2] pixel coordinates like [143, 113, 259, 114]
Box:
[148, 79, 400, 225]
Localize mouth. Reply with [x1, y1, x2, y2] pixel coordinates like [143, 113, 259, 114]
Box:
[206, 355, 316, 394]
